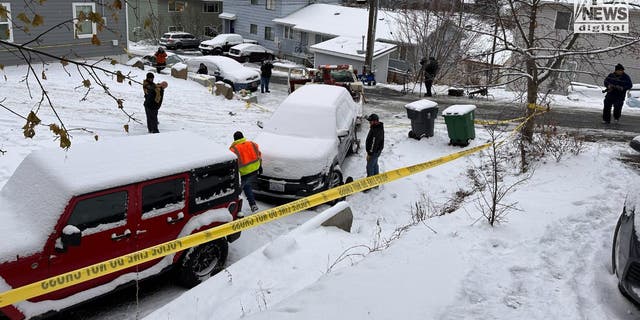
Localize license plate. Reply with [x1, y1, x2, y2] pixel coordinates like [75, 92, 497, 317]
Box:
[269, 181, 285, 192]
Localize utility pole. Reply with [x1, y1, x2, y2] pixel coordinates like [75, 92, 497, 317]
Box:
[364, 0, 378, 75]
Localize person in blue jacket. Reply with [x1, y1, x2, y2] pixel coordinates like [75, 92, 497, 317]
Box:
[603, 63, 633, 124]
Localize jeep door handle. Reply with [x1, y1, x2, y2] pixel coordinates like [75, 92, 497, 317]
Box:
[111, 229, 131, 241]
[167, 214, 184, 224]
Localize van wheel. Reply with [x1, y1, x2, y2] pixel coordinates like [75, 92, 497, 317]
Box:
[213, 48, 223, 55]
[176, 239, 228, 288]
[176, 43, 183, 50]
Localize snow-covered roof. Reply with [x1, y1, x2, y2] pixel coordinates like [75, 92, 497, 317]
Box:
[273, 4, 400, 41]
[0, 131, 235, 262]
[310, 36, 397, 60]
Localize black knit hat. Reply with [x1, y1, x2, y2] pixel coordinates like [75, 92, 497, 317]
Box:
[367, 114, 379, 121]
[146, 72, 154, 80]
[233, 131, 244, 140]
[615, 63, 624, 71]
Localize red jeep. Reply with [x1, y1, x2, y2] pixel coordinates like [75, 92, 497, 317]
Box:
[0, 132, 242, 319]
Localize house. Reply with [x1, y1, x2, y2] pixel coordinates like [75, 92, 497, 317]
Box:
[0, 1, 127, 66]
[509, 1, 639, 91]
[310, 36, 397, 83]
[127, 0, 224, 42]
[218, 0, 342, 64]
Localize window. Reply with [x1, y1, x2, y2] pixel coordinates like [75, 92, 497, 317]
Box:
[554, 11, 572, 30]
[266, 0, 275, 10]
[264, 26, 274, 41]
[251, 0, 259, 4]
[142, 178, 185, 219]
[189, 162, 240, 214]
[168, 25, 183, 32]
[204, 25, 217, 37]
[168, 0, 186, 12]
[0, 3, 12, 42]
[68, 191, 128, 231]
[203, 1, 221, 13]
[72, 2, 97, 39]
[250, 24, 258, 35]
[283, 25, 294, 40]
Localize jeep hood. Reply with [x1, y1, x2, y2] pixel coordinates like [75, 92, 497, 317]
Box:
[255, 132, 336, 180]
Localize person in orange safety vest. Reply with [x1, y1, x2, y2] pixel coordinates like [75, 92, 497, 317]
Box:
[229, 131, 262, 213]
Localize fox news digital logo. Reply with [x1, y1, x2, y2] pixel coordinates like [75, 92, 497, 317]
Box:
[574, 0, 629, 33]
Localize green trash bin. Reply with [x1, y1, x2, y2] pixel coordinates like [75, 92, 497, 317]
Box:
[442, 104, 476, 147]
[405, 99, 438, 139]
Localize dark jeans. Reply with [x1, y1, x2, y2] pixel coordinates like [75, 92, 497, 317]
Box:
[156, 63, 166, 73]
[366, 152, 381, 177]
[261, 76, 271, 93]
[603, 97, 624, 122]
[424, 79, 434, 96]
[241, 171, 257, 206]
[144, 106, 159, 133]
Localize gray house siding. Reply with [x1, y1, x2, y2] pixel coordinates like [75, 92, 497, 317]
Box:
[0, 1, 127, 66]
[512, 3, 639, 92]
[220, 0, 341, 64]
[157, 0, 223, 39]
[127, 0, 159, 42]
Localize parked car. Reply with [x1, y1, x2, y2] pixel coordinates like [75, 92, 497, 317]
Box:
[626, 85, 640, 108]
[159, 32, 200, 50]
[199, 33, 244, 55]
[612, 191, 640, 305]
[226, 43, 274, 63]
[0, 132, 243, 319]
[253, 84, 359, 199]
[186, 56, 261, 92]
[141, 51, 185, 68]
[289, 64, 365, 105]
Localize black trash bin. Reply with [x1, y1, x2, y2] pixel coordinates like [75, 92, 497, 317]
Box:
[405, 99, 438, 139]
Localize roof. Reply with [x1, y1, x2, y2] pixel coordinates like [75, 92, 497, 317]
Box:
[310, 36, 397, 60]
[219, 12, 237, 20]
[273, 4, 400, 41]
[0, 131, 235, 262]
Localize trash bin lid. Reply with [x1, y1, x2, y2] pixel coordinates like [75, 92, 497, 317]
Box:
[405, 99, 438, 111]
[443, 104, 476, 115]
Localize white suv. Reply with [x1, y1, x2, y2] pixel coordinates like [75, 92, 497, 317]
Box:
[199, 33, 244, 55]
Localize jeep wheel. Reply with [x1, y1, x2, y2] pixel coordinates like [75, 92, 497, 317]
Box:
[176, 238, 228, 288]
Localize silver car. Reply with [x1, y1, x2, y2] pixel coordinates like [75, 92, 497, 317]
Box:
[159, 32, 200, 50]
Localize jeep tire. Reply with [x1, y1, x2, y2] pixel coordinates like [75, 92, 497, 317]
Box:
[176, 238, 228, 288]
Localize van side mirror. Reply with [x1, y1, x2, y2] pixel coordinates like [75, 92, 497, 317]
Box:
[61, 225, 82, 247]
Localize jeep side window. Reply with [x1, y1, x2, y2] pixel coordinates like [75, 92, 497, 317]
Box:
[142, 178, 185, 219]
[189, 161, 240, 213]
[67, 191, 128, 231]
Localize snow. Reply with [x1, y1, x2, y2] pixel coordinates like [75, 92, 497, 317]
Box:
[405, 99, 438, 111]
[310, 36, 397, 59]
[1, 52, 640, 319]
[442, 104, 477, 115]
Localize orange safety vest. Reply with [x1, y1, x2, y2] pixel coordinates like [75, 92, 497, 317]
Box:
[229, 138, 261, 175]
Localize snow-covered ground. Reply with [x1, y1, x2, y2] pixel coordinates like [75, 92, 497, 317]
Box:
[1, 56, 640, 320]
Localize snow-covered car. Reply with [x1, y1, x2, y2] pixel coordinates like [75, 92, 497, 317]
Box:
[185, 56, 261, 92]
[0, 132, 243, 320]
[198, 33, 244, 55]
[253, 84, 360, 199]
[226, 43, 274, 63]
[612, 191, 640, 305]
[141, 52, 185, 68]
[626, 85, 640, 108]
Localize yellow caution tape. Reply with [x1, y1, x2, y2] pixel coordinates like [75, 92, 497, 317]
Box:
[0, 141, 492, 308]
[474, 117, 527, 125]
[527, 103, 549, 112]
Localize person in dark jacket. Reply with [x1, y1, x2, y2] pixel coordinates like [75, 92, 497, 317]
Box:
[260, 60, 274, 93]
[603, 63, 633, 124]
[197, 63, 208, 75]
[365, 113, 384, 178]
[420, 57, 439, 97]
[143, 73, 167, 133]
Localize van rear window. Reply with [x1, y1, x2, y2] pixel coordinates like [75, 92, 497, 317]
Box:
[189, 160, 240, 213]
